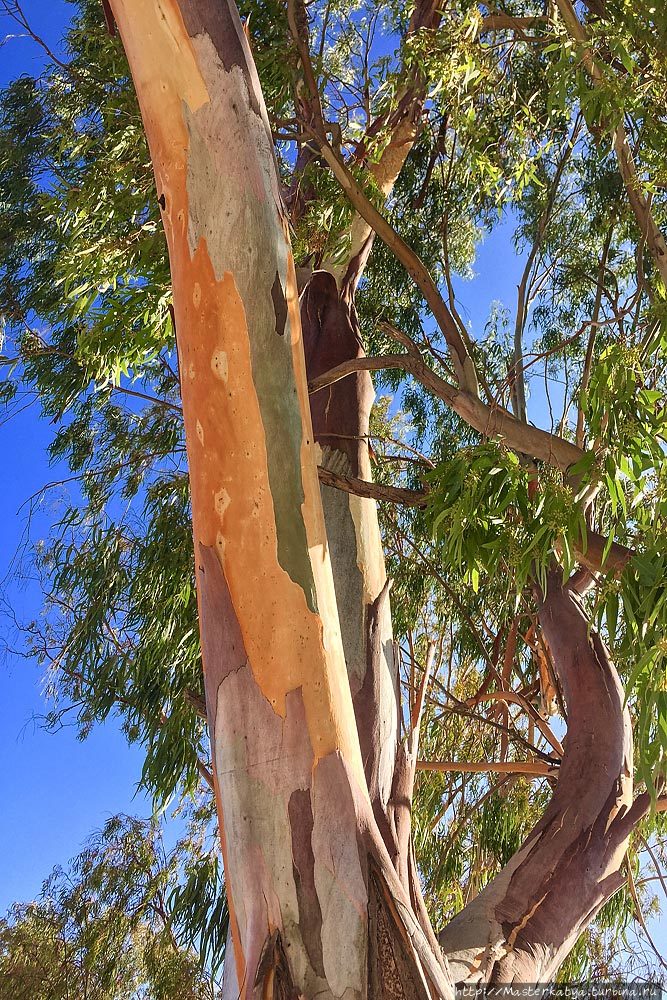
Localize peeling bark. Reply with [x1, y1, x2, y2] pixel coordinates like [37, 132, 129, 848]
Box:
[439, 571, 633, 983]
[109, 2, 450, 995]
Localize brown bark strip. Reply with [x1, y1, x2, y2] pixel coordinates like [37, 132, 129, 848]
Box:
[101, 0, 116, 34]
[287, 789, 325, 979]
[302, 270, 373, 475]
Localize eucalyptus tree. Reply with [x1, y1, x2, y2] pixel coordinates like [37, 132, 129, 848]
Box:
[0, 814, 224, 1000]
[2, 0, 667, 995]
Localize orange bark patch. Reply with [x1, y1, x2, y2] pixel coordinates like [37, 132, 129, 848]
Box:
[110, 0, 365, 790]
[175, 241, 364, 788]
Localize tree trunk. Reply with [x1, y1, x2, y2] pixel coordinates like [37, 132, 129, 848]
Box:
[105, 0, 645, 990]
[301, 269, 399, 838]
[301, 267, 441, 950]
[108, 2, 451, 996]
[439, 571, 634, 982]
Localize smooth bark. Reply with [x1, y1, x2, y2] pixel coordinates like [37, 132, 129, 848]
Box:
[301, 269, 400, 824]
[109, 2, 451, 996]
[439, 571, 634, 982]
[301, 268, 439, 950]
[106, 1, 646, 992]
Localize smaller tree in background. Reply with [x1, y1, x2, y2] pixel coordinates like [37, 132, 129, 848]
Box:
[0, 814, 226, 1000]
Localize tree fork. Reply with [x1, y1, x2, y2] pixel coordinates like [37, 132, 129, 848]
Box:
[107, 1, 451, 995]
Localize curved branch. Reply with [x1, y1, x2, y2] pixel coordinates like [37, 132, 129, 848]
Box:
[439, 572, 634, 983]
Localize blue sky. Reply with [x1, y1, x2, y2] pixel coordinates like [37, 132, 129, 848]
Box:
[0, 0, 153, 913]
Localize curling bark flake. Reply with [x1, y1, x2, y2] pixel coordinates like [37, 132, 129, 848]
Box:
[439, 572, 634, 983]
[109, 1, 452, 996]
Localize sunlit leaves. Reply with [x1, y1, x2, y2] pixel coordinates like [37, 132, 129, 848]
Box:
[427, 441, 587, 593]
[0, 814, 221, 999]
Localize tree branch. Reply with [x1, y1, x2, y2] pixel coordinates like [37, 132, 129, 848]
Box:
[335, 1, 443, 284]
[469, 690, 564, 757]
[287, 0, 324, 129]
[309, 346, 587, 474]
[578, 528, 633, 575]
[310, 129, 480, 394]
[416, 759, 558, 778]
[480, 14, 549, 35]
[576, 224, 614, 448]
[317, 465, 426, 506]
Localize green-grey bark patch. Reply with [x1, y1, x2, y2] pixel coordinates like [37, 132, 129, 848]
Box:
[213, 675, 328, 997]
[181, 1, 262, 116]
[185, 37, 316, 613]
[311, 753, 368, 998]
[319, 472, 366, 692]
